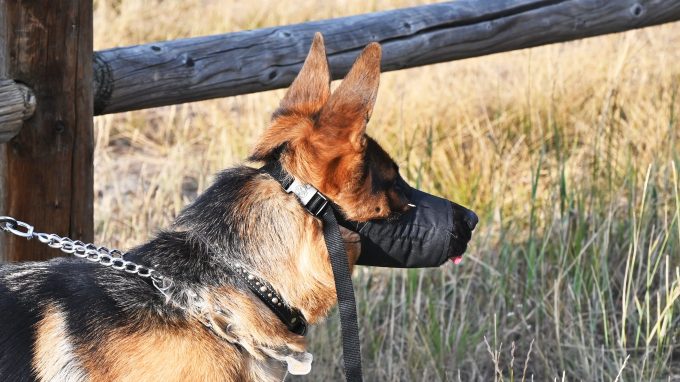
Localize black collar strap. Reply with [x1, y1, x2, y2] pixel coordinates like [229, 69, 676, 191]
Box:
[232, 264, 308, 336]
[188, 228, 309, 336]
[261, 161, 329, 216]
[261, 161, 364, 382]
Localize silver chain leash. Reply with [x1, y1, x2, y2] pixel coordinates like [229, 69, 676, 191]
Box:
[0, 216, 173, 293]
[1, 216, 245, 340]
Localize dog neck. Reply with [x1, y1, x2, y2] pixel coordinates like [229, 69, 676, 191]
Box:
[167, 166, 345, 323]
[120, 166, 351, 363]
[122, 228, 314, 376]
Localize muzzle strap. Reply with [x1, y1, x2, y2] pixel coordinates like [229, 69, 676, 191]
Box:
[261, 162, 363, 382]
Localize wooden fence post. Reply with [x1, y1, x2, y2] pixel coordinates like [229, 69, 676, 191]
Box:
[0, 1, 94, 262]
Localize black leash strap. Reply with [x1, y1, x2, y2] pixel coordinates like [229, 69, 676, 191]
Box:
[261, 162, 363, 381]
[319, 207, 363, 381]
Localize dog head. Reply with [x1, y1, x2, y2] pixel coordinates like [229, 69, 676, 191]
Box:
[251, 33, 476, 265]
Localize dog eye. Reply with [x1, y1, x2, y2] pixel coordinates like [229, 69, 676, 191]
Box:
[392, 180, 402, 191]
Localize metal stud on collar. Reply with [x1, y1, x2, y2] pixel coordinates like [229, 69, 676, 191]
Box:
[233, 264, 306, 332]
[234, 265, 284, 306]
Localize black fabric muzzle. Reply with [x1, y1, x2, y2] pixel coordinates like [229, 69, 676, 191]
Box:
[338, 178, 478, 268]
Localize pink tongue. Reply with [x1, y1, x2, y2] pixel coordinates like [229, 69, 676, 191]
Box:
[452, 256, 463, 265]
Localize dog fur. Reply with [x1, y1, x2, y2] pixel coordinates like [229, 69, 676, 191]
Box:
[0, 33, 473, 381]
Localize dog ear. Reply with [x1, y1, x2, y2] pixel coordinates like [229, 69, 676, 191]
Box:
[250, 33, 330, 162]
[318, 42, 381, 151]
[278, 32, 331, 116]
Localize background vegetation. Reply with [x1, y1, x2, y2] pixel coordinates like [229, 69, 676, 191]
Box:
[93, 1, 680, 380]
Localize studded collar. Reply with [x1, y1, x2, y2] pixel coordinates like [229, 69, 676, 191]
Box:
[218, 161, 333, 337]
[233, 264, 308, 336]
[187, 230, 309, 337]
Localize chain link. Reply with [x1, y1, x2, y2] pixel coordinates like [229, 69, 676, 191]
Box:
[0, 216, 174, 293]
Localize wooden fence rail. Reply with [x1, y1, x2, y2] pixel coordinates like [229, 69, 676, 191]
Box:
[0, 80, 35, 142]
[93, 0, 680, 115]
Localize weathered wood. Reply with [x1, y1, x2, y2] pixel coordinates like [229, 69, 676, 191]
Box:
[0, 79, 36, 143]
[93, 0, 680, 115]
[0, 1, 94, 262]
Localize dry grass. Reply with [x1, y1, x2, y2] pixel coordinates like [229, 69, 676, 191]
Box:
[93, 1, 680, 380]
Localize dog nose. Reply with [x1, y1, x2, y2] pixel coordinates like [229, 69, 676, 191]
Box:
[463, 210, 478, 230]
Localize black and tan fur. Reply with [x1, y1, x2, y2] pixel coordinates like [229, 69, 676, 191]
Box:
[0, 33, 474, 381]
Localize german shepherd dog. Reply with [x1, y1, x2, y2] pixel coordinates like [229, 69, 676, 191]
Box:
[0, 34, 475, 381]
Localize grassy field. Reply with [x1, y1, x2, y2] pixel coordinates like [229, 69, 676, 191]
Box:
[93, 1, 680, 380]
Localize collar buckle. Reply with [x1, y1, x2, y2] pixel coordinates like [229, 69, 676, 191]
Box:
[286, 179, 328, 216]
